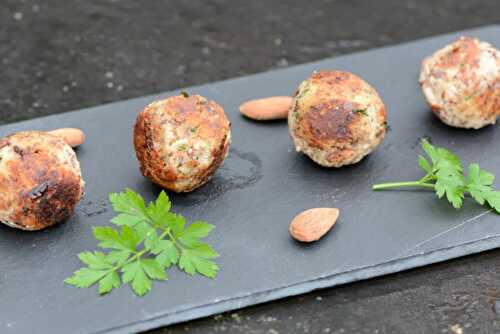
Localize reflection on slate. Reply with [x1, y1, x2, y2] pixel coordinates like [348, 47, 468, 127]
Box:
[0, 26, 499, 334]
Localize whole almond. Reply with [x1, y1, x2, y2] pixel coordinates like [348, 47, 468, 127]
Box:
[289, 208, 340, 242]
[47, 128, 86, 148]
[239, 96, 293, 121]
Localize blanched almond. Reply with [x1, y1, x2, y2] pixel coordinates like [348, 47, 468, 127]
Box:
[239, 96, 293, 121]
[289, 208, 339, 242]
[47, 128, 85, 148]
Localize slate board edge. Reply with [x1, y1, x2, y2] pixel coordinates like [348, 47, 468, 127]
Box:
[2, 24, 498, 131]
[95, 233, 500, 334]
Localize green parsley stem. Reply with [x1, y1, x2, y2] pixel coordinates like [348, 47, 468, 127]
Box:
[152, 221, 184, 253]
[156, 228, 171, 242]
[372, 181, 436, 191]
[96, 250, 147, 283]
[419, 174, 437, 183]
[107, 228, 172, 275]
[166, 229, 185, 253]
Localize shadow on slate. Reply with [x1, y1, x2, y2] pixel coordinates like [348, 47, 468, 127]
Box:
[1, 26, 500, 334]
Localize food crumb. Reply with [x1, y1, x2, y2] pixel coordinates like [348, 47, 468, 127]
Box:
[231, 313, 241, 323]
[277, 58, 289, 67]
[450, 324, 463, 334]
[13, 12, 23, 21]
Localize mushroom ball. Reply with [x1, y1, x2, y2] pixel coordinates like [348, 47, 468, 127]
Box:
[0, 131, 85, 230]
[134, 94, 231, 192]
[288, 70, 387, 167]
[420, 36, 500, 129]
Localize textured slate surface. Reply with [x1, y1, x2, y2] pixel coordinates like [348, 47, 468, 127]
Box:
[1, 26, 500, 334]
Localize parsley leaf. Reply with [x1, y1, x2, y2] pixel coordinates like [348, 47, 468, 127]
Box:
[179, 248, 219, 278]
[65, 189, 219, 296]
[434, 167, 465, 209]
[98, 271, 121, 295]
[110, 189, 147, 216]
[466, 163, 494, 205]
[353, 109, 368, 116]
[486, 191, 500, 213]
[372, 139, 500, 213]
[418, 155, 432, 173]
[178, 221, 215, 247]
[65, 268, 107, 288]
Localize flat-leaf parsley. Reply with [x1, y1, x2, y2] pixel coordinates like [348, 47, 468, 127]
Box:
[65, 189, 219, 296]
[372, 139, 500, 213]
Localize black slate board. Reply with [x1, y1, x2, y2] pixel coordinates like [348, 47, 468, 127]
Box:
[1, 26, 500, 334]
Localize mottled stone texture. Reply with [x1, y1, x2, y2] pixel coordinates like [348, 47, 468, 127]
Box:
[1, 0, 500, 333]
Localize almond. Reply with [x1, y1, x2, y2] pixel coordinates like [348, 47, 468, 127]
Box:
[239, 96, 293, 121]
[289, 208, 340, 242]
[47, 128, 85, 148]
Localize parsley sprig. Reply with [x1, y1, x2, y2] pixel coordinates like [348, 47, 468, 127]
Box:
[372, 139, 500, 213]
[65, 189, 219, 296]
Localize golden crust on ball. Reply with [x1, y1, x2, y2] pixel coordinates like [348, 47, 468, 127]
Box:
[288, 71, 387, 167]
[0, 131, 84, 230]
[420, 36, 500, 129]
[134, 94, 231, 192]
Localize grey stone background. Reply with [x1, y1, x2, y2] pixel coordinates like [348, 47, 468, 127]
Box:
[1, 1, 500, 333]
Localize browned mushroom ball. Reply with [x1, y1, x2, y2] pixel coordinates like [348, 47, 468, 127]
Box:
[288, 70, 387, 167]
[420, 36, 500, 129]
[134, 94, 231, 193]
[0, 131, 85, 230]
